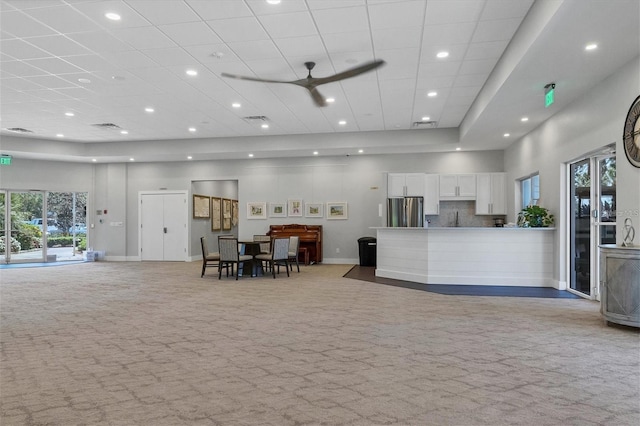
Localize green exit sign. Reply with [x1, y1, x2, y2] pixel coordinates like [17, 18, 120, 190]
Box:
[545, 83, 555, 108]
[0, 155, 12, 165]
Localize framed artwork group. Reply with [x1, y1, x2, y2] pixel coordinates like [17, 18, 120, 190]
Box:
[193, 194, 238, 231]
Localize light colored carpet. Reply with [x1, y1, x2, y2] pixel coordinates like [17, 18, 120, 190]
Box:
[1, 261, 638, 426]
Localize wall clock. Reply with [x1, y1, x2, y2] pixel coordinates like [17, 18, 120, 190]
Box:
[623, 94, 640, 168]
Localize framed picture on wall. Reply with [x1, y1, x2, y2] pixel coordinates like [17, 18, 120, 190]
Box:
[269, 202, 286, 218]
[211, 197, 221, 231]
[326, 202, 348, 220]
[247, 202, 267, 219]
[222, 198, 232, 230]
[193, 194, 210, 219]
[232, 200, 239, 227]
[288, 199, 303, 217]
[305, 203, 323, 218]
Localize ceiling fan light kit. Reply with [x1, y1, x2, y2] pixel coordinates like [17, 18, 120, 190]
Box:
[221, 60, 385, 107]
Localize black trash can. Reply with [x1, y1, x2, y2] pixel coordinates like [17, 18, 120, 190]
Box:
[357, 237, 377, 266]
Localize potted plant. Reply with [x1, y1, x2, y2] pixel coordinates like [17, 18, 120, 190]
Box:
[517, 205, 554, 227]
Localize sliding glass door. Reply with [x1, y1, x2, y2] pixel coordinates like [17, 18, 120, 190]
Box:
[569, 153, 616, 298]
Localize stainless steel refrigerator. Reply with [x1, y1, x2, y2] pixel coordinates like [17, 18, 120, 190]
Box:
[387, 197, 423, 227]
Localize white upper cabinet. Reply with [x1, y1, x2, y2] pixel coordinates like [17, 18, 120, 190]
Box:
[439, 174, 476, 200]
[388, 173, 425, 197]
[424, 174, 440, 215]
[476, 173, 507, 215]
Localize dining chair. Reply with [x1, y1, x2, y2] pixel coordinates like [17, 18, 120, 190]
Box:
[218, 238, 253, 280]
[253, 234, 271, 254]
[254, 237, 290, 279]
[200, 237, 221, 277]
[287, 235, 301, 272]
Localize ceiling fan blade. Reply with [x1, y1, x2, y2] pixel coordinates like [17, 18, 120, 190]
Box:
[220, 72, 291, 84]
[308, 87, 327, 107]
[313, 59, 385, 86]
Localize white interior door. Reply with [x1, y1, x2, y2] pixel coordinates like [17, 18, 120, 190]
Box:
[140, 192, 187, 261]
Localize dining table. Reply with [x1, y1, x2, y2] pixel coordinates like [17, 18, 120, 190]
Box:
[238, 241, 264, 277]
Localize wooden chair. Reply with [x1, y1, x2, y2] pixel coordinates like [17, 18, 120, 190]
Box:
[218, 238, 253, 280]
[200, 237, 221, 277]
[254, 237, 290, 279]
[287, 235, 301, 272]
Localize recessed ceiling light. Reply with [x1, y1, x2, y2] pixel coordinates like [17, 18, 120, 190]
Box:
[120, 130, 128, 134]
[129, 158, 135, 162]
[338, 120, 347, 125]
[427, 91, 437, 97]
[504, 133, 510, 137]
[232, 103, 241, 108]
[248, 153, 254, 157]
[187, 156, 193, 160]
[326, 98, 335, 103]
[266, 0, 281, 4]
[456, 147, 461, 151]
[56, 133, 64, 137]
[186, 69, 198, 76]
[358, 149, 364, 153]
[421, 116, 430, 121]
[188, 127, 196, 132]
[145, 107, 154, 113]
[436, 51, 449, 58]
[585, 43, 598, 51]
[521, 117, 529, 122]
[65, 112, 74, 116]
[78, 78, 91, 84]
[105, 12, 121, 21]
[92, 159, 97, 162]
[261, 124, 269, 129]
[111, 75, 125, 81]
[313, 151, 318, 155]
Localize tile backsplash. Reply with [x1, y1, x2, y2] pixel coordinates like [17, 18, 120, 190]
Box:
[426, 201, 505, 227]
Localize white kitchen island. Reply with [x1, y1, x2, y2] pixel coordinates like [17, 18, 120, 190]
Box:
[374, 227, 557, 287]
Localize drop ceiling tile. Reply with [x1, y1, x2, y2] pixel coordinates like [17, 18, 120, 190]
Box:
[1, 77, 47, 91]
[307, 0, 364, 10]
[258, 11, 317, 39]
[2, 60, 51, 77]
[101, 50, 159, 69]
[0, 10, 57, 38]
[323, 31, 372, 54]
[425, 0, 484, 25]
[450, 85, 482, 98]
[458, 58, 497, 75]
[472, 18, 523, 43]
[454, 73, 489, 87]
[27, 74, 79, 89]
[246, 0, 310, 15]
[369, 0, 425, 29]
[27, 35, 92, 57]
[480, 0, 534, 20]
[227, 40, 282, 62]
[373, 27, 422, 51]
[244, 58, 294, 77]
[126, 0, 200, 25]
[142, 47, 197, 67]
[72, 1, 151, 29]
[422, 22, 476, 46]
[23, 5, 99, 34]
[206, 16, 269, 42]
[185, 0, 253, 20]
[111, 27, 176, 50]
[464, 40, 509, 60]
[416, 75, 456, 90]
[64, 54, 118, 73]
[185, 44, 240, 63]
[0, 39, 50, 60]
[273, 35, 326, 58]
[158, 22, 222, 46]
[24, 57, 85, 74]
[67, 31, 133, 53]
[312, 6, 369, 34]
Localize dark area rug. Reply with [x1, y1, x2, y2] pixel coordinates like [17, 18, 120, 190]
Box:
[344, 265, 581, 299]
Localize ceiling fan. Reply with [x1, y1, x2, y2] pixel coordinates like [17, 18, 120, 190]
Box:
[221, 59, 385, 107]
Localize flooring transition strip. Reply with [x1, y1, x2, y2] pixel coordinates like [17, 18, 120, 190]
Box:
[343, 265, 581, 299]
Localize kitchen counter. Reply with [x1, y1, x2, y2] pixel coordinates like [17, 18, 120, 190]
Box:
[373, 226, 557, 287]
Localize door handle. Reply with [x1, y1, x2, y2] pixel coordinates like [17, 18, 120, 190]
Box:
[164, 227, 167, 233]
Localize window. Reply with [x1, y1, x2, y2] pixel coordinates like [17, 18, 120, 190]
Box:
[521, 173, 540, 209]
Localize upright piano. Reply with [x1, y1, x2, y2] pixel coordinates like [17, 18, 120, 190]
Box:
[267, 224, 322, 264]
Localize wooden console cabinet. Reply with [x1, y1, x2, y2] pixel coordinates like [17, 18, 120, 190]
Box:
[599, 245, 640, 328]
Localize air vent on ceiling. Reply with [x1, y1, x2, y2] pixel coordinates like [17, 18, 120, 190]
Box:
[412, 121, 438, 128]
[91, 123, 121, 129]
[5, 127, 34, 133]
[242, 115, 268, 122]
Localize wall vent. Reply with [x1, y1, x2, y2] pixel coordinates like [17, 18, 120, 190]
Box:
[412, 121, 437, 128]
[242, 115, 268, 122]
[5, 127, 34, 133]
[91, 123, 121, 129]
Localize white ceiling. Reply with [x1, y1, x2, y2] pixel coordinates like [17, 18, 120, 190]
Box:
[1, 0, 638, 162]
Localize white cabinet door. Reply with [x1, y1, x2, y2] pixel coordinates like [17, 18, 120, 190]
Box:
[405, 173, 425, 196]
[388, 174, 406, 197]
[475, 173, 506, 215]
[439, 174, 476, 199]
[424, 174, 440, 215]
